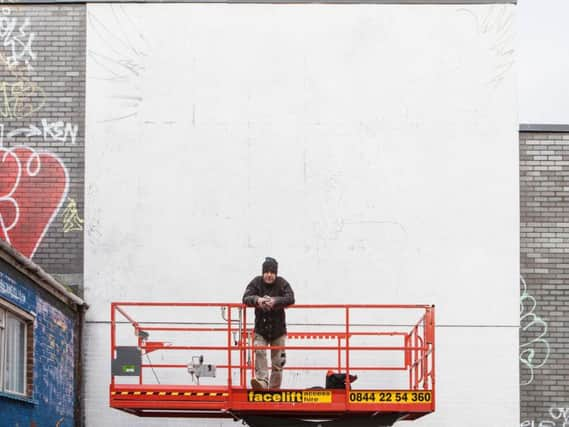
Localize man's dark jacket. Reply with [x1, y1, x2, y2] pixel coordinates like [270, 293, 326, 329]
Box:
[242, 276, 295, 340]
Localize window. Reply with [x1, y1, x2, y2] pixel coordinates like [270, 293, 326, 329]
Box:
[0, 300, 33, 396]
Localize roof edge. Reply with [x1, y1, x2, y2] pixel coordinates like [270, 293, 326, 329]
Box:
[0, 239, 87, 310]
[9, 0, 518, 4]
[520, 124, 569, 133]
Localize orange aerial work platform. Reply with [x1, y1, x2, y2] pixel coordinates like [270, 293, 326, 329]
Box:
[110, 302, 435, 427]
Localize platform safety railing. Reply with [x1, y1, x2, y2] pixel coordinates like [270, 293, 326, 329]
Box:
[110, 303, 435, 396]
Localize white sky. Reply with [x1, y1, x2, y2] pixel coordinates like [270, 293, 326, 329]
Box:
[517, 0, 569, 124]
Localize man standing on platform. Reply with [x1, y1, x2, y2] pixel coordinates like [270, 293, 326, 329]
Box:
[242, 257, 295, 390]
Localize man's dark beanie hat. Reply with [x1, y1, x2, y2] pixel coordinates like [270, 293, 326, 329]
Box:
[262, 257, 278, 274]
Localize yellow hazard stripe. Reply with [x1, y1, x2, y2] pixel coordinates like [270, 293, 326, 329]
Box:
[112, 391, 229, 397]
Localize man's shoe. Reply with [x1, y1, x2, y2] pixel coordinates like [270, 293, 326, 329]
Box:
[251, 378, 268, 390]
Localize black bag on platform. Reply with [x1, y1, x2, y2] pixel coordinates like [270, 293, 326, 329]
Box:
[325, 372, 358, 389]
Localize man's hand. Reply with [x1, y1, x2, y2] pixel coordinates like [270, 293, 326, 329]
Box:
[256, 296, 275, 311]
[256, 296, 269, 308]
[263, 296, 276, 309]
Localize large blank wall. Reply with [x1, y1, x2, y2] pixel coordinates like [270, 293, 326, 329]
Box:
[85, 4, 519, 426]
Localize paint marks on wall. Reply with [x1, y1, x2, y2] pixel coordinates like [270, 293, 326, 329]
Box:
[0, 270, 31, 305]
[36, 297, 75, 419]
[87, 5, 149, 122]
[4, 119, 79, 145]
[456, 5, 515, 88]
[0, 146, 69, 258]
[0, 79, 46, 120]
[549, 407, 569, 427]
[0, 5, 84, 266]
[521, 405, 569, 427]
[62, 198, 83, 233]
[520, 275, 550, 386]
[0, 10, 44, 121]
[0, 8, 36, 71]
[0, 257, 77, 425]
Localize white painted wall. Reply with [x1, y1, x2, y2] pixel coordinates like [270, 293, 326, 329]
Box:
[85, 4, 519, 426]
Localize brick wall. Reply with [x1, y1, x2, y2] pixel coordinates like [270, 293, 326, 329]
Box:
[0, 256, 81, 427]
[520, 131, 569, 426]
[0, 5, 85, 292]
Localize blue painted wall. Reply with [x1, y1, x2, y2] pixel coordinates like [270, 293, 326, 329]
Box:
[0, 261, 77, 427]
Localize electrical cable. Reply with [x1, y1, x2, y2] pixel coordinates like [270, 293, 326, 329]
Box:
[145, 352, 161, 384]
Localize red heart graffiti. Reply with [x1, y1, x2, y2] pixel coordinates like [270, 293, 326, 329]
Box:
[0, 146, 68, 258]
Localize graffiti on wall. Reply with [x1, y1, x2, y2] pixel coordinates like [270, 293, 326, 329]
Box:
[62, 198, 83, 233]
[549, 407, 569, 427]
[3, 119, 79, 145]
[0, 8, 36, 71]
[0, 10, 44, 120]
[521, 405, 569, 427]
[0, 79, 46, 120]
[520, 275, 550, 386]
[0, 146, 69, 258]
[0, 8, 81, 259]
